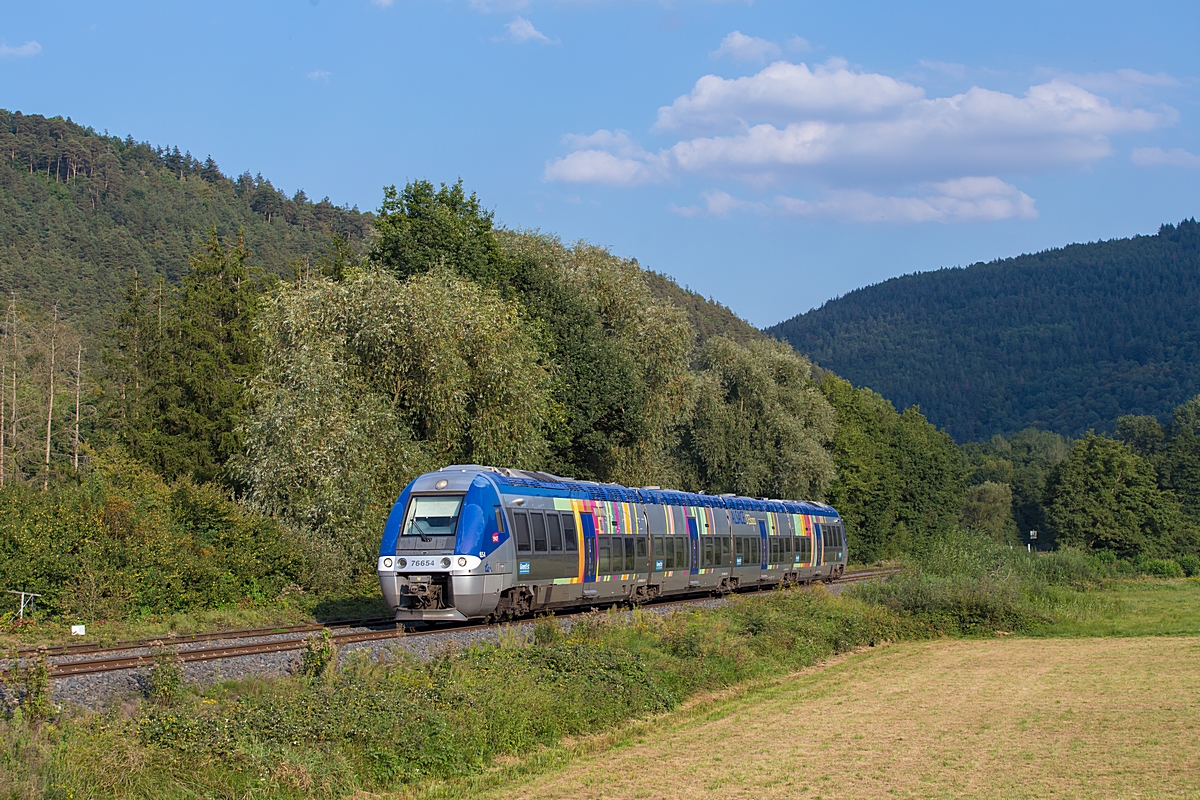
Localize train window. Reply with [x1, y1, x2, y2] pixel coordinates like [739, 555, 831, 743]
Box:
[752, 537, 760, 565]
[654, 536, 665, 567]
[721, 537, 731, 566]
[700, 538, 711, 568]
[636, 536, 647, 559]
[667, 537, 677, 569]
[562, 514, 578, 551]
[622, 537, 634, 572]
[598, 536, 611, 574]
[735, 537, 743, 563]
[547, 514, 563, 552]
[671, 506, 687, 536]
[769, 539, 778, 564]
[514, 512, 531, 554]
[495, 506, 504, 531]
[531, 513, 548, 553]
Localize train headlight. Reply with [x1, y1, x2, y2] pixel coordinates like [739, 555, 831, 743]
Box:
[382, 557, 393, 569]
[398, 558, 407, 569]
[441, 557, 452, 568]
[457, 557, 468, 567]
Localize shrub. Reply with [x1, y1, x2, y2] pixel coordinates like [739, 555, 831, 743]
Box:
[1177, 553, 1200, 578]
[299, 629, 338, 679]
[1137, 558, 1185, 578]
[148, 647, 185, 707]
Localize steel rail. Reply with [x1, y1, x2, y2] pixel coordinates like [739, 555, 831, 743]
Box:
[16, 567, 902, 679]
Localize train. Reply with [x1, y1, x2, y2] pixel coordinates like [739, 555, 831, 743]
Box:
[377, 465, 847, 623]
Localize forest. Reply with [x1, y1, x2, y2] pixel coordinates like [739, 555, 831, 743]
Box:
[0, 110, 1197, 623]
[768, 220, 1200, 443]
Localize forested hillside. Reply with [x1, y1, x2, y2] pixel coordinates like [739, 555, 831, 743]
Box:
[0, 110, 369, 331]
[768, 220, 1200, 442]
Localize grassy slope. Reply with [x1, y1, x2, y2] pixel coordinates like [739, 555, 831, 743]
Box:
[483, 579, 1200, 800]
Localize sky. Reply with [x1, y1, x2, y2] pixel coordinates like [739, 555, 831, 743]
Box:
[1, 0, 1198, 327]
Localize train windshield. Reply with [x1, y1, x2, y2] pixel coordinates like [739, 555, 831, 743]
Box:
[401, 495, 464, 541]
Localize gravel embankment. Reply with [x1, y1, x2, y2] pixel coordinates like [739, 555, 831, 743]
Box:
[19, 585, 852, 710]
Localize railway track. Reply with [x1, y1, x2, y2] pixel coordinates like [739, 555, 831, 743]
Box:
[11, 567, 902, 679]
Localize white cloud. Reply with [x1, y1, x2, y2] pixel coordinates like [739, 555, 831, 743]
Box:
[1132, 146, 1200, 168]
[502, 16, 553, 43]
[654, 59, 926, 133]
[1059, 68, 1180, 94]
[673, 177, 1036, 223]
[917, 59, 967, 79]
[775, 178, 1037, 223]
[786, 36, 811, 53]
[712, 31, 780, 63]
[306, 70, 331, 83]
[370, 0, 395, 7]
[0, 41, 41, 58]
[547, 56, 1174, 224]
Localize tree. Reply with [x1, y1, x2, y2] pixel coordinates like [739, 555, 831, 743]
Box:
[686, 336, 836, 501]
[960, 481, 1018, 544]
[371, 179, 514, 286]
[237, 266, 552, 573]
[122, 228, 261, 485]
[1047, 433, 1193, 557]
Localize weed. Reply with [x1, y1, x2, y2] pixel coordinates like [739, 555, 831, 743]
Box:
[148, 645, 185, 707]
[299, 629, 338, 679]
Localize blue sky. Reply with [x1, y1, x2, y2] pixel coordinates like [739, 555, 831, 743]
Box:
[1, 1, 1197, 326]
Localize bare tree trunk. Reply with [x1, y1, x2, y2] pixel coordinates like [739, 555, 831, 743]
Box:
[8, 293, 16, 482]
[44, 304, 56, 491]
[74, 344, 82, 473]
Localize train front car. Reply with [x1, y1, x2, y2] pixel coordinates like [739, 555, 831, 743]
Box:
[378, 467, 513, 623]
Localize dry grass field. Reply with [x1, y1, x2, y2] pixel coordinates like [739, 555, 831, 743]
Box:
[484, 634, 1200, 800]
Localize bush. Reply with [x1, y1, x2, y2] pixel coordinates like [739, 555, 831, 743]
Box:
[1136, 558, 1185, 578]
[148, 647, 185, 707]
[0, 449, 313, 620]
[1177, 554, 1200, 577]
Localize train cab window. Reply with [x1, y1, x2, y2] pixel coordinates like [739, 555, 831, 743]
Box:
[514, 512, 532, 554]
[547, 514, 563, 552]
[562, 514, 578, 551]
[495, 506, 505, 531]
[531, 513, 548, 553]
[598, 536, 611, 574]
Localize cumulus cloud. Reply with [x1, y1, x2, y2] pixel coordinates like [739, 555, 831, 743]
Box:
[786, 36, 811, 53]
[546, 56, 1174, 223]
[0, 40, 41, 58]
[502, 16, 553, 43]
[712, 31, 780, 63]
[1132, 147, 1200, 168]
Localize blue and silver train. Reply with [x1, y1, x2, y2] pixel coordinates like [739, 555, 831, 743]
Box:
[377, 465, 847, 623]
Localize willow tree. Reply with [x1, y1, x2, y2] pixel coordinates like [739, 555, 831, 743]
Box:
[686, 336, 836, 501]
[237, 266, 551, 578]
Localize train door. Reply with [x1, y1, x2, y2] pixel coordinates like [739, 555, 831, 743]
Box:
[758, 519, 768, 575]
[687, 511, 701, 587]
[581, 512, 598, 599]
[813, 522, 824, 568]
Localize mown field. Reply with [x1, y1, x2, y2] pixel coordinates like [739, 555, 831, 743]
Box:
[479, 580, 1200, 800]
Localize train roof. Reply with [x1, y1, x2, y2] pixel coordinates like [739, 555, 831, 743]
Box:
[436, 465, 839, 517]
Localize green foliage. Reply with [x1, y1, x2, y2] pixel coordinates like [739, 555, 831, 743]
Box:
[769, 219, 1200, 442]
[640, 269, 763, 346]
[299, 629, 338, 680]
[0, 449, 311, 619]
[962, 428, 1070, 547]
[1178, 553, 1200, 577]
[819, 374, 966, 561]
[237, 267, 552, 581]
[1136, 558, 1184, 579]
[3, 589, 910, 797]
[1047, 434, 1197, 558]
[0, 110, 368, 334]
[148, 647, 184, 707]
[372, 179, 514, 287]
[16, 648, 51, 721]
[959, 481, 1018, 544]
[686, 336, 836, 500]
[109, 228, 263, 485]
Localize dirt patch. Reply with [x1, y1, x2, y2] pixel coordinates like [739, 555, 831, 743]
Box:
[487, 637, 1200, 799]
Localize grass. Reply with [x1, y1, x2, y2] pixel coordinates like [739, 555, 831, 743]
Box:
[0, 593, 390, 650]
[1034, 577, 1200, 637]
[479, 636, 1200, 800]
